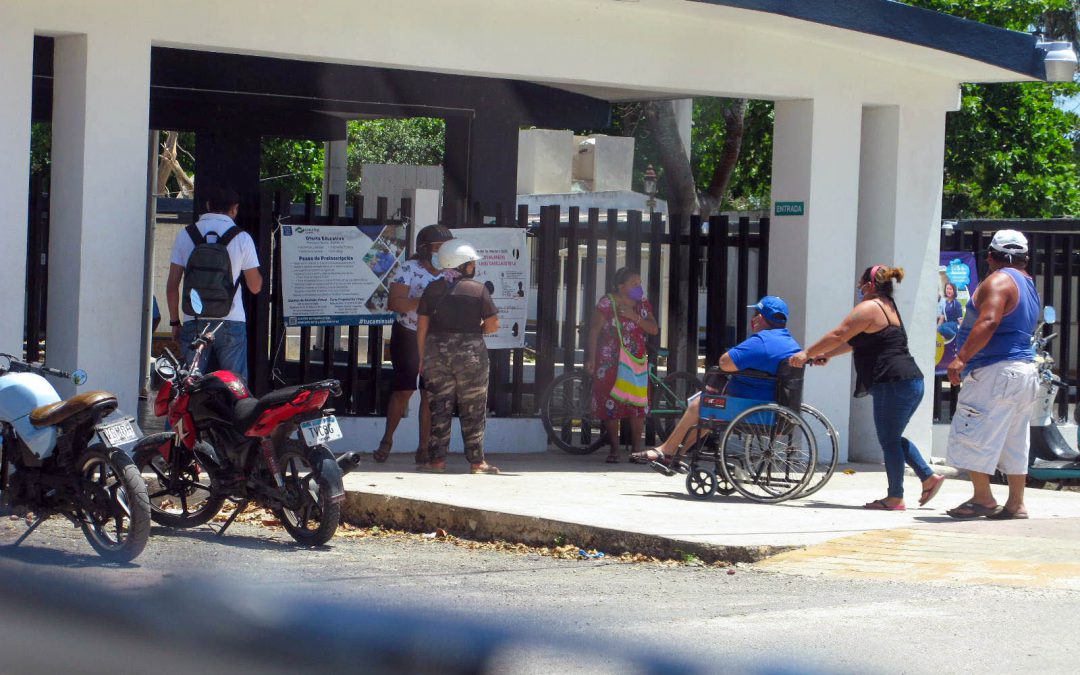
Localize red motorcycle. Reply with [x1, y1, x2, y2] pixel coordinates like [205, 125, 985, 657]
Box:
[135, 321, 360, 545]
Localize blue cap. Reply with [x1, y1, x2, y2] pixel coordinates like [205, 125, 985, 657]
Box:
[748, 296, 789, 325]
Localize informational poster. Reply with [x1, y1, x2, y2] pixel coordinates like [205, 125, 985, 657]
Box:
[451, 227, 529, 349]
[935, 252, 979, 374]
[280, 223, 407, 326]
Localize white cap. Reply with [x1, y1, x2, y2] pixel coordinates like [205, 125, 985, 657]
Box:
[989, 229, 1028, 256]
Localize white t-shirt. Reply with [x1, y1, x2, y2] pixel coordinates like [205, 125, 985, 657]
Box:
[170, 213, 260, 323]
[390, 259, 441, 331]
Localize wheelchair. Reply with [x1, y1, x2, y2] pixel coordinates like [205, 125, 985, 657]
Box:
[652, 363, 839, 504]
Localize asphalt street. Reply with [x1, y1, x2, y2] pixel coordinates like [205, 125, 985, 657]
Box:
[1, 517, 1077, 674]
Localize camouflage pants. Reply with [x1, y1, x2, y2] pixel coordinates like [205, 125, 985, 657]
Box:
[424, 333, 489, 464]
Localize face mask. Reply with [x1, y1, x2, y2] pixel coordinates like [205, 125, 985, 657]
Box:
[628, 285, 645, 302]
[430, 252, 440, 269]
[856, 286, 865, 303]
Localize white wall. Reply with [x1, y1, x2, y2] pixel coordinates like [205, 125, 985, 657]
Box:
[518, 129, 574, 195]
[46, 32, 152, 408]
[360, 164, 443, 219]
[0, 21, 34, 354]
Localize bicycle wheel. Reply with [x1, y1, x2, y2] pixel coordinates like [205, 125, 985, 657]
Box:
[719, 403, 817, 504]
[539, 370, 608, 454]
[652, 371, 702, 442]
[797, 404, 840, 498]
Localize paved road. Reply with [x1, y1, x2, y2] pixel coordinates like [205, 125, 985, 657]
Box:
[1, 518, 1077, 674]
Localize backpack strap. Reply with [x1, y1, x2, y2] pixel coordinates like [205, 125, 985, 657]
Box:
[215, 226, 242, 247]
[185, 223, 205, 247]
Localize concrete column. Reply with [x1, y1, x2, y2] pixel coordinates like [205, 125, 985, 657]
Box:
[47, 33, 151, 409]
[769, 97, 863, 462]
[322, 139, 348, 215]
[0, 23, 34, 354]
[852, 105, 948, 461]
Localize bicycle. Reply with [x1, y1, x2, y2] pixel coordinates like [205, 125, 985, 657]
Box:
[539, 350, 702, 455]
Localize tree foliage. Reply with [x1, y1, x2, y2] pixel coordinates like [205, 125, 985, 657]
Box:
[345, 118, 445, 200]
[901, 0, 1080, 217]
[691, 99, 773, 211]
[260, 137, 325, 201]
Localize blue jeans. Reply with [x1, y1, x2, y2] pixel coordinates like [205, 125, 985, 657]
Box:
[870, 378, 933, 498]
[180, 320, 249, 382]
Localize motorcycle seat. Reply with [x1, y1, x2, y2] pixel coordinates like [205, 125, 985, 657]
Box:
[233, 380, 340, 432]
[30, 391, 117, 428]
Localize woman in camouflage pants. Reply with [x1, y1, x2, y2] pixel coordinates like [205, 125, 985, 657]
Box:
[416, 239, 501, 474]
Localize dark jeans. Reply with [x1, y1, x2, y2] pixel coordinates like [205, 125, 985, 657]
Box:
[180, 320, 249, 382]
[870, 378, 934, 498]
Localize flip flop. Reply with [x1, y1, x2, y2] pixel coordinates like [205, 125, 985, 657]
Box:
[945, 501, 1003, 519]
[986, 507, 1029, 520]
[630, 449, 665, 464]
[864, 498, 906, 511]
[605, 454, 621, 464]
[918, 475, 946, 507]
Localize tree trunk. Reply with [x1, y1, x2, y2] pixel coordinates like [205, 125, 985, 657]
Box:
[157, 131, 194, 198]
[700, 98, 747, 219]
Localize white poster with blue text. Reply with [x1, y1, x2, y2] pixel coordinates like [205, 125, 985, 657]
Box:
[450, 227, 529, 349]
[280, 223, 406, 326]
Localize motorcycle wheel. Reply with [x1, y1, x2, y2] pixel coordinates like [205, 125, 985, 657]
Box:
[272, 441, 341, 546]
[77, 447, 151, 562]
[135, 438, 225, 529]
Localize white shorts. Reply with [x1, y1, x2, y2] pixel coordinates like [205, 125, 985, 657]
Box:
[946, 359, 1039, 475]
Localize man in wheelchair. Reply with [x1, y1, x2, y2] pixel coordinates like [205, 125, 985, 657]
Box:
[630, 296, 802, 464]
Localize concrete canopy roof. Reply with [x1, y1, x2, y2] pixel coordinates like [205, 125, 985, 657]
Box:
[547, 0, 1047, 102]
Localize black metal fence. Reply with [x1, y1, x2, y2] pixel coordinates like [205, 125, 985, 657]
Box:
[936, 219, 1080, 422]
[23, 175, 49, 362]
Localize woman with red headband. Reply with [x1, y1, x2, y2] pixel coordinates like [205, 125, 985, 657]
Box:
[790, 265, 945, 511]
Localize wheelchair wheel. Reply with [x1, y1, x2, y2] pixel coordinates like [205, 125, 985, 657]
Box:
[652, 371, 703, 441]
[685, 467, 718, 499]
[689, 437, 735, 495]
[539, 370, 608, 454]
[719, 403, 817, 504]
[796, 404, 840, 498]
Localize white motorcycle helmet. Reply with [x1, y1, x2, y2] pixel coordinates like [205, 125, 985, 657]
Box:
[437, 239, 482, 270]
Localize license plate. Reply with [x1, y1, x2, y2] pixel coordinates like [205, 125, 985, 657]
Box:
[99, 419, 137, 447]
[300, 416, 342, 447]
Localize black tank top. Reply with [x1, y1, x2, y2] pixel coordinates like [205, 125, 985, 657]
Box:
[847, 299, 923, 398]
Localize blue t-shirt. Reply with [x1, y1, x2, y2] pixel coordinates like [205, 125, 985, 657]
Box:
[725, 328, 802, 400]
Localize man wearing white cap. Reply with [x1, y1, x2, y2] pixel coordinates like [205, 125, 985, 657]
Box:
[944, 229, 1040, 520]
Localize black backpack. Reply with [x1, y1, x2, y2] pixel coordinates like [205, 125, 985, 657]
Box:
[181, 224, 242, 318]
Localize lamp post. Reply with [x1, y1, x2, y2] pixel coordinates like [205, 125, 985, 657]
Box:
[643, 164, 657, 216]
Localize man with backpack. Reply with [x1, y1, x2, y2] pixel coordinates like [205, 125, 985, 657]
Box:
[166, 187, 262, 381]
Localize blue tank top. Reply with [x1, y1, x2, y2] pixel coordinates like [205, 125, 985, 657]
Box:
[956, 267, 1039, 371]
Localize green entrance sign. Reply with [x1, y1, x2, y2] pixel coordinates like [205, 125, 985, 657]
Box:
[774, 201, 805, 216]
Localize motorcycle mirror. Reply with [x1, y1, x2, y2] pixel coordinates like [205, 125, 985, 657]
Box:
[71, 369, 88, 386]
[189, 289, 204, 316]
[1043, 306, 1057, 325]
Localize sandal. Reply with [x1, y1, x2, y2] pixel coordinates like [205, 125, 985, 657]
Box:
[416, 460, 446, 473]
[414, 447, 430, 465]
[986, 506, 1028, 520]
[630, 449, 666, 464]
[470, 462, 500, 475]
[918, 475, 945, 507]
[864, 498, 906, 511]
[945, 501, 1002, 519]
[605, 452, 621, 464]
[373, 440, 392, 463]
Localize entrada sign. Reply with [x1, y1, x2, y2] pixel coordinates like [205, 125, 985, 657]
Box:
[774, 201, 805, 216]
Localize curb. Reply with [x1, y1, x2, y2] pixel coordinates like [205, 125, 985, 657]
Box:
[341, 491, 795, 565]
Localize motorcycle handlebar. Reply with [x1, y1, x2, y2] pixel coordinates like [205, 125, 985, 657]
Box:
[0, 353, 75, 381]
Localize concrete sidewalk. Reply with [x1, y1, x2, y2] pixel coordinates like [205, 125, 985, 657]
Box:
[341, 451, 1080, 574]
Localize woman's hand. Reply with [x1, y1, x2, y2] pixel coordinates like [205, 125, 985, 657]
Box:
[788, 351, 810, 368]
[616, 305, 639, 323]
[812, 356, 829, 366]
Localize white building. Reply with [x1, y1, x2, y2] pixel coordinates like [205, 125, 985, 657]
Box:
[1, 0, 1071, 459]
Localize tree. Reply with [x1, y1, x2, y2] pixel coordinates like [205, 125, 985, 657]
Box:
[260, 137, 325, 202]
[345, 118, 445, 200]
[901, 0, 1080, 217]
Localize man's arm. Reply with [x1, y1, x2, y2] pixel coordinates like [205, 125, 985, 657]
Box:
[947, 272, 1018, 385]
[166, 263, 185, 340]
[243, 267, 263, 295]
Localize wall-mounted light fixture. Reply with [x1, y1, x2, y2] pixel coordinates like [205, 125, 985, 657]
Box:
[1038, 40, 1078, 83]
